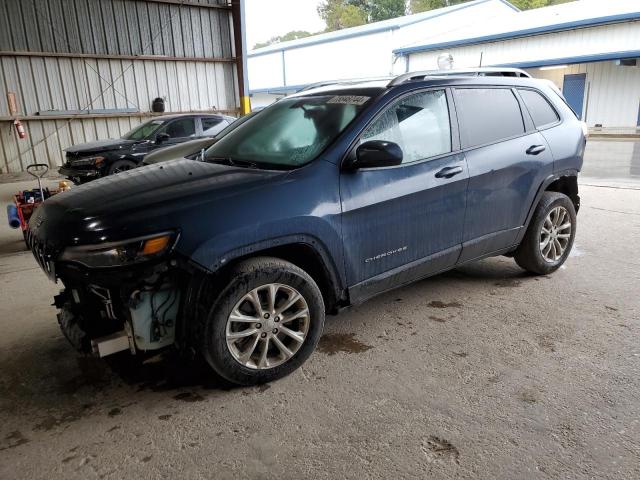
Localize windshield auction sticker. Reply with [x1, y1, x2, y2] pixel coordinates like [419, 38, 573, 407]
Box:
[327, 95, 370, 105]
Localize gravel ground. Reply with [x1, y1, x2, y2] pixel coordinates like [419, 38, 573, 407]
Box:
[0, 153, 638, 479]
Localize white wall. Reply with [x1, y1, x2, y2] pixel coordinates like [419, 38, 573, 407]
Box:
[403, 22, 640, 73]
[247, 0, 516, 92]
[526, 62, 640, 129]
[404, 22, 640, 127]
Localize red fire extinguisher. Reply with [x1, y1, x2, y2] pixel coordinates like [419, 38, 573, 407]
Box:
[14, 119, 27, 139]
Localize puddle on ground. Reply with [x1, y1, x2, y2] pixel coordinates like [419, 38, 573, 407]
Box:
[428, 300, 462, 308]
[317, 333, 372, 356]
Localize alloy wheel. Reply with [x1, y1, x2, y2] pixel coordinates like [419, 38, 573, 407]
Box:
[540, 206, 572, 262]
[225, 283, 310, 370]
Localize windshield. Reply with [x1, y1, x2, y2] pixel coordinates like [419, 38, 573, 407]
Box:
[122, 120, 165, 140]
[204, 95, 369, 168]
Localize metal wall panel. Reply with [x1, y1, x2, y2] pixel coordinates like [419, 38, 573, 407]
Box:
[0, 0, 238, 173]
[404, 22, 640, 127]
[0, 0, 233, 59]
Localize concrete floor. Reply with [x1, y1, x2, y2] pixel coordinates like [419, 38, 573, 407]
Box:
[0, 141, 639, 479]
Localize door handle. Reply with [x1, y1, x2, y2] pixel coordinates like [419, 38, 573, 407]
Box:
[435, 166, 463, 179]
[526, 145, 546, 155]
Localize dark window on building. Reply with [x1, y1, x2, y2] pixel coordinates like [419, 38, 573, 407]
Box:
[454, 88, 525, 148]
[519, 89, 560, 128]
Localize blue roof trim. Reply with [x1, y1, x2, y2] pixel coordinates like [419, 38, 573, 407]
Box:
[248, 0, 504, 58]
[493, 50, 640, 68]
[393, 12, 640, 55]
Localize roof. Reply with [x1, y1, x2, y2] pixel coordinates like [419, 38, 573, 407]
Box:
[288, 73, 551, 99]
[248, 0, 518, 57]
[144, 113, 225, 121]
[394, 0, 640, 55]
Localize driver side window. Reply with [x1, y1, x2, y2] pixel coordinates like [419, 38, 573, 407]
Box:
[362, 90, 451, 164]
[160, 118, 196, 139]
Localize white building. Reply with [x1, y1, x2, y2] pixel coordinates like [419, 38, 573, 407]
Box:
[248, 0, 640, 131]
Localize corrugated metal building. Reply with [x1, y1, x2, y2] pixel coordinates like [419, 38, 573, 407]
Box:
[248, 0, 517, 105]
[395, 0, 640, 132]
[0, 0, 241, 174]
[248, 0, 640, 132]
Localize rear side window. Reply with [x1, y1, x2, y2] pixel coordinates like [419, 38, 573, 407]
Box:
[202, 117, 226, 136]
[518, 89, 559, 128]
[454, 88, 525, 148]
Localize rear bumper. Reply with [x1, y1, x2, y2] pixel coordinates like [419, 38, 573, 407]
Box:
[59, 166, 101, 178]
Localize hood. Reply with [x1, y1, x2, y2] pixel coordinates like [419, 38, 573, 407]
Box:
[144, 138, 217, 164]
[65, 138, 136, 154]
[29, 159, 286, 250]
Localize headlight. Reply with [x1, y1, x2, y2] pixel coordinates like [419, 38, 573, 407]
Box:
[70, 156, 104, 167]
[59, 232, 177, 268]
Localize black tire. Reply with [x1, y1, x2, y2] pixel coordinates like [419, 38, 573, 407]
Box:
[198, 257, 325, 386]
[514, 191, 577, 275]
[108, 159, 137, 175]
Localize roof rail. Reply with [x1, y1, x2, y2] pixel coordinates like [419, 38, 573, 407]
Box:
[388, 67, 531, 86]
[299, 76, 393, 92]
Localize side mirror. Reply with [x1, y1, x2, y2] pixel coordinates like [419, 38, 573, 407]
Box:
[348, 140, 403, 170]
[155, 133, 170, 144]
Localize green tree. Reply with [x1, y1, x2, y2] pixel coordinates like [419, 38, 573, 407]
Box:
[410, 0, 572, 13]
[368, 0, 406, 22]
[318, 1, 367, 30]
[318, 0, 405, 30]
[410, 0, 469, 14]
[510, 0, 572, 9]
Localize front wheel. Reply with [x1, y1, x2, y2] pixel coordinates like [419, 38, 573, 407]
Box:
[199, 257, 325, 386]
[514, 191, 576, 275]
[108, 159, 137, 175]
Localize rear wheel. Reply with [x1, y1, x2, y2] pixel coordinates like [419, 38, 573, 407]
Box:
[514, 191, 576, 274]
[199, 257, 325, 386]
[108, 159, 137, 175]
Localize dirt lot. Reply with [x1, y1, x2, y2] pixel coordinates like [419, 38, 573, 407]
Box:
[0, 141, 639, 479]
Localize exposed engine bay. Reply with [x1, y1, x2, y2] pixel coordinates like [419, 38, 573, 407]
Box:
[53, 262, 183, 359]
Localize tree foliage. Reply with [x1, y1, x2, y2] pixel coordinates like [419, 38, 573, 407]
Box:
[509, 0, 573, 9]
[318, 0, 405, 30]
[258, 0, 575, 48]
[410, 0, 468, 14]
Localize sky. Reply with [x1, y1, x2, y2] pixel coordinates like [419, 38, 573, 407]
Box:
[245, 0, 326, 50]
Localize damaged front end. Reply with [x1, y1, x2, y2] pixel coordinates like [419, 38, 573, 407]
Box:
[29, 229, 189, 359]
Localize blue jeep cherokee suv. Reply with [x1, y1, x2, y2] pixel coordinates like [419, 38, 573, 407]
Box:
[27, 72, 585, 385]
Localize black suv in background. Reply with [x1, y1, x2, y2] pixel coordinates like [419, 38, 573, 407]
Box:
[29, 71, 585, 386]
[59, 113, 236, 183]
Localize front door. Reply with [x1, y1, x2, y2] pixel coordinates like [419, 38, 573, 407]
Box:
[340, 89, 468, 301]
[562, 73, 586, 120]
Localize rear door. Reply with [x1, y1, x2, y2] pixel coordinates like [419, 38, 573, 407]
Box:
[340, 88, 468, 300]
[453, 87, 554, 262]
